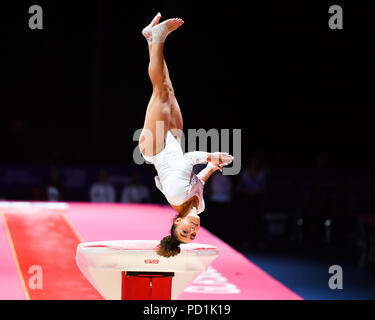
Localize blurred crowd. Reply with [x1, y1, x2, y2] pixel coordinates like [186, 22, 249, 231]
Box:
[1, 123, 375, 269]
[29, 167, 153, 205]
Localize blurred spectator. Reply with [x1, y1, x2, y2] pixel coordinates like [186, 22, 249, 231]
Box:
[89, 169, 116, 202]
[237, 156, 267, 197]
[120, 172, 151, 203]
[209, 172, 233, 204]
[234, 155, 268, 247]
[205, 172, 233, 238]
[294, 187, 315, 244]
[42, 166, 65, 201]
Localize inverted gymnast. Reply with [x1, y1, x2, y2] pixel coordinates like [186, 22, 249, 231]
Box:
[139, 13, 234, 257]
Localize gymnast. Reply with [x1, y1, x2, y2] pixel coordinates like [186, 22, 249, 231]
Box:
[139, 13, 234, 257]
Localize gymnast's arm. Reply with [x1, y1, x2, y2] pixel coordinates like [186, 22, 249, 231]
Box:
[184, 151, 234, 166]
[196, 163, 220, 184]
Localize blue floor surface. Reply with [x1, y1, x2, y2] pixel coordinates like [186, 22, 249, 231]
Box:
[238, 245, 375, 300]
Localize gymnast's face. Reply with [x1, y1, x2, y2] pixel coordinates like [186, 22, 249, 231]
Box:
[174, 215, 200, 243]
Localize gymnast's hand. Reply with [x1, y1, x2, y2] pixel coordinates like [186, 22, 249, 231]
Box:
[198, 152, 233, 183]
[208, 152, 234, 169]
[207, 162, 229, 172]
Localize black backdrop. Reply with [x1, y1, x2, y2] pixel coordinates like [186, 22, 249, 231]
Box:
[1, 1, 374, 168]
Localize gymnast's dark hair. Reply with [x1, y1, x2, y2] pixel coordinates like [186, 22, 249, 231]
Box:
[157, 218, 182, 258]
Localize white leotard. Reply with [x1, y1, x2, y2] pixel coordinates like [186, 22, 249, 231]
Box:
[141, 131, 207, 214]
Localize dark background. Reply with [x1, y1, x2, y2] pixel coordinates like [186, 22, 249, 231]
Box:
[1, 0, 373, 167]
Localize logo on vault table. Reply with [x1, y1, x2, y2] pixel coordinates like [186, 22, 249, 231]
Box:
[144, 259, 159, 264]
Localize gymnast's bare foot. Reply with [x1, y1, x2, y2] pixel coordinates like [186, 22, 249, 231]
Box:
[151, 18, 184, 43]
[142, 12, 162, 43]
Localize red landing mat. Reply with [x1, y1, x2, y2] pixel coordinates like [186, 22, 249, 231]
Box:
[3, 209, 103, 300]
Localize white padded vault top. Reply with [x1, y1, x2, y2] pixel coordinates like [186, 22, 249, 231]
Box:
[76, 240, 219, 299]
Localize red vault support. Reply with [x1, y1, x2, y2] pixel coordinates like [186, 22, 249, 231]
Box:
[121, 271, 174, 300]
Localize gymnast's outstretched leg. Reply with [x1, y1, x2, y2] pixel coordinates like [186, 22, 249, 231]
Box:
[160, 59, 183, 144]
[139, 15, 184, 157]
